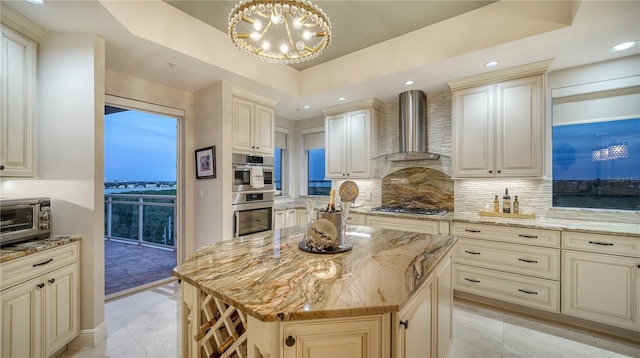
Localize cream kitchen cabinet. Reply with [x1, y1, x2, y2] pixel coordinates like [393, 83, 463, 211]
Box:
[274, 209, 300, 230]
[448, 61, 550, 179]
[562, 231, 640, 331]
[396, 251, 452, 358]
[1, 241, 80, 357]
[232, 89, 278, 155]
[281, 315, 389, 358]
[0, 24, 36, 178]
[365, 215, 446, 235]
[451, 221, 561, 312]
[322, 99, 381, 179]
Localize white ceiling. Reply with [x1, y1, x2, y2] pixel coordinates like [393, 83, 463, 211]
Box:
[3, 0, 639, 120]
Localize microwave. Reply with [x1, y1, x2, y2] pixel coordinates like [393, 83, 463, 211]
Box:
[0, 198, 52, 245]
[232, 153, 275, 192]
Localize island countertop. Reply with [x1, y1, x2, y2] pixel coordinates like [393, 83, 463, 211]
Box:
[173, 225, 457, 322]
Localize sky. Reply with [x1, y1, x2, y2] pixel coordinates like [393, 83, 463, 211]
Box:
[104, 109, 177, 182]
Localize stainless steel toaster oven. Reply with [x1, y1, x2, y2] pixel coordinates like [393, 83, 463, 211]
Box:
[0, 198, 52, 245]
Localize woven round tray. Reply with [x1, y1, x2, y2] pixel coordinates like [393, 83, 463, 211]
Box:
[339, 180, 359, 202]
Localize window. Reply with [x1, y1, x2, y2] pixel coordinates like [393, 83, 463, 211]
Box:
[274, 148, 282, 191]
[303, 129, 330, 196]
[308, 148, 331, 196]
[274, 130, 287, 195]
[552, 86, 640, 211]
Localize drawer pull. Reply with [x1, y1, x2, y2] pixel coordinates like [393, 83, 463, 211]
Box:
[465, 229, 481, 233]
[48, 278, 56, 284]
[286, 336, 296, 347]
[518, 289, 538, 295]
[36, 283, 45, 289]
[518, 234, 538, 239]
[518, 258, 538, 264]
[589, 241, 614, 246]
[400, 320, 409, 329]
[464, 278, 480, 283]
[464, 250, 481, 255]
[32, 258, 53, 267]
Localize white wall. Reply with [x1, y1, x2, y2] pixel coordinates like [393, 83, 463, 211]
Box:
[193, 81, 234, 247]
[0, 32, 107, 347]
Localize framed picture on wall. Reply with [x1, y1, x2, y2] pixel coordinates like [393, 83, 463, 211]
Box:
[195, 146, 216, 179]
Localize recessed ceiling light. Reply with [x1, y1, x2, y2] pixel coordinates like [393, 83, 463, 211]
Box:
[485, 61, 499, 67]
[303, 105, 310, 109]
[609, 41, 637, 52]
[404, 80, 415, 86]
[26, 0, 45, 4]
[338, 97, 346, 101]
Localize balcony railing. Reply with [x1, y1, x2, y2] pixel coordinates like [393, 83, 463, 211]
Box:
[104, 193, 176, 250]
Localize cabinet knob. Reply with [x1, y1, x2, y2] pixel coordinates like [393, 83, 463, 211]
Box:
[488, 170, 493, 174]
[400, 320, 409, 329]
[285, 335, 296, 347]
[0, 164, 4, 170]
[37, 283, 45, 289]
[48, 278, 56, 284]
[637, 264, 640, 269]
[497, 170, 502, 174]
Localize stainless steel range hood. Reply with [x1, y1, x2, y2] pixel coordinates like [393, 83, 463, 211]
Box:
[375, 90, 443, 161]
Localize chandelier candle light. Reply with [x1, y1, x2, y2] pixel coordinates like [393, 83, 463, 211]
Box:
[228, 0, 332, 64]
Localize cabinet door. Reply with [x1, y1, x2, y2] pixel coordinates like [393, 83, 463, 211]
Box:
[345, 109, 371, 178]
[254, 104, 275, 154]
[45, 263, 79, 356]
[282, 315, 388, 358]
[285, 209, 298, 228]
[232, 97, 254, 153]
[325, 114, 346, 178]
[0, 25, 36, 178]
[495, 75, 543, 177]
[562, 251, 639, 331]
[398, 278, 433, 358]
[435, 254, 453, 358]
[1, 277, 43, 358]
[452, 85, 495, 178]
[274, 210, 285, 230]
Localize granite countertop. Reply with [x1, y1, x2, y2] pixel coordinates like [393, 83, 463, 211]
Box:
[173, 225, 457, 322]
[274, 199, 639, 237]
[0, 236, 82, 263]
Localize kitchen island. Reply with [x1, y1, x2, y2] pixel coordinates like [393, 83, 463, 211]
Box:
[173, 225, 457, 358]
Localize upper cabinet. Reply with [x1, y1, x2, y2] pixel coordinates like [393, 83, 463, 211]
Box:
[0, 24, 37, 178]
[232, 88, 278, 155]
[322, 98, 382, 179]
[448, 60, 551, 179]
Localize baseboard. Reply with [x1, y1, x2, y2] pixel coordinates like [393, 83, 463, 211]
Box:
[69, 321, 107, 348]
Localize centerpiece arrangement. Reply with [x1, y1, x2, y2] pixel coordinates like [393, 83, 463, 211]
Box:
[298, 180, 359, 254]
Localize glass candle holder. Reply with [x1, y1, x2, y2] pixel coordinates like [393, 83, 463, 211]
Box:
[304, 199, 315, 226]
[339, 200, 352, 249]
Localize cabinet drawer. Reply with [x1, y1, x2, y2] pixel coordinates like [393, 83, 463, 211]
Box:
[347, 212, 366, 225]
[563, 231, 640, 258]
[366, 216, 440, 235]
[453, 238, 560, 280]
[453, 264, 560, 312]
[1, 241, 79, 290]
[451, 222, 560, 248]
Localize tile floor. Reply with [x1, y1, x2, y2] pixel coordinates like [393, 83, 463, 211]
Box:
[104, 239, 177, 296]
[61, 282, 639, 358]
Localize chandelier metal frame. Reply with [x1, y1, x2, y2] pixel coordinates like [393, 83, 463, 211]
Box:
[228, 0, 332, 64]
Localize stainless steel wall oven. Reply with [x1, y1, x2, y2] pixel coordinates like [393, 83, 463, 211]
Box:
[232, 153, 275, 238]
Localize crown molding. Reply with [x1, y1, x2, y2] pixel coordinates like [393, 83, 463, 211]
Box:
[321, 98, 384, 116]
[447, 59, 554, 91]
[1, 3, 46, 42]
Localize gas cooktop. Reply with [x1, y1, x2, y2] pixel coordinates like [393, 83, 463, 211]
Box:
[370, 206, 448, 216]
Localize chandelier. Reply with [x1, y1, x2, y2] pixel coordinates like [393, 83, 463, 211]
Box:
[228, 0, 332, 64]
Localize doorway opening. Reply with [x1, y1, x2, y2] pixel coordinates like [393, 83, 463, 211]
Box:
[103, 104, 179, 299]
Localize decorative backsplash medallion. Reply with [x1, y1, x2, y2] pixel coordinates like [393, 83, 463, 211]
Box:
[381, 167, 454, 211]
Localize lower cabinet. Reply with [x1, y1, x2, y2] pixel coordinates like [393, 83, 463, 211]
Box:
[281, 315, 389, 358]
[1, 241, 80, 358]
[396, 252, 452, 358]
[562, 231, 640, 332]
[365, 215, 443, 235]
[274, 209, 299, 230]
